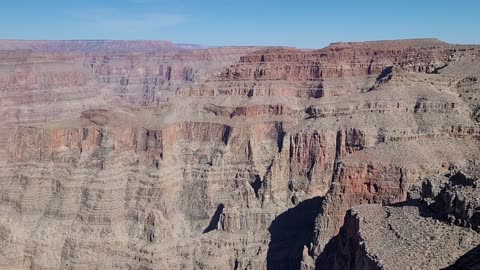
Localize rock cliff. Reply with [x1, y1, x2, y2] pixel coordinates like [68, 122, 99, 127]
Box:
[0, 39, 479, 270]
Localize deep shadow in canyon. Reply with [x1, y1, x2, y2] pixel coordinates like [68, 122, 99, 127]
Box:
[442, 245, 480, 270]
[267, 196, 323, 270]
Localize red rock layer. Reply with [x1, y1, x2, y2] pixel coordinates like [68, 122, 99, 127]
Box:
[181, 39, 455, 97]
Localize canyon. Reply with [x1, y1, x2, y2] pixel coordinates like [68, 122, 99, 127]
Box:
[0, 38, 479, 270]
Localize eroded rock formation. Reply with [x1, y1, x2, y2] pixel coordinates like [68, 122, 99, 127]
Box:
[0, 38, 479, 270]
[317, 165, 480, 270]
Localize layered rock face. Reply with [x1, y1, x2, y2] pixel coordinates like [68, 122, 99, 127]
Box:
[0, 39, 479, 270]
[181, 38, 456, 98]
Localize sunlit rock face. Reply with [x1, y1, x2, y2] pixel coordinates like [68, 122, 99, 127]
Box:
[0, 39, 479, 270]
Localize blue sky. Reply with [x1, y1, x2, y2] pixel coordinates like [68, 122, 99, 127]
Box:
[1, 0, 479, 48]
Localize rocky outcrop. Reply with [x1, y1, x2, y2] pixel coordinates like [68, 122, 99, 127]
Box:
[316, 203, 480, 270]
[316, 166, 480, 270]
[420, 169, 480, 232]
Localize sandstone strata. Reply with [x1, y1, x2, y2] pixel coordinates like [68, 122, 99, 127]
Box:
[0, 39, 479, 270]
